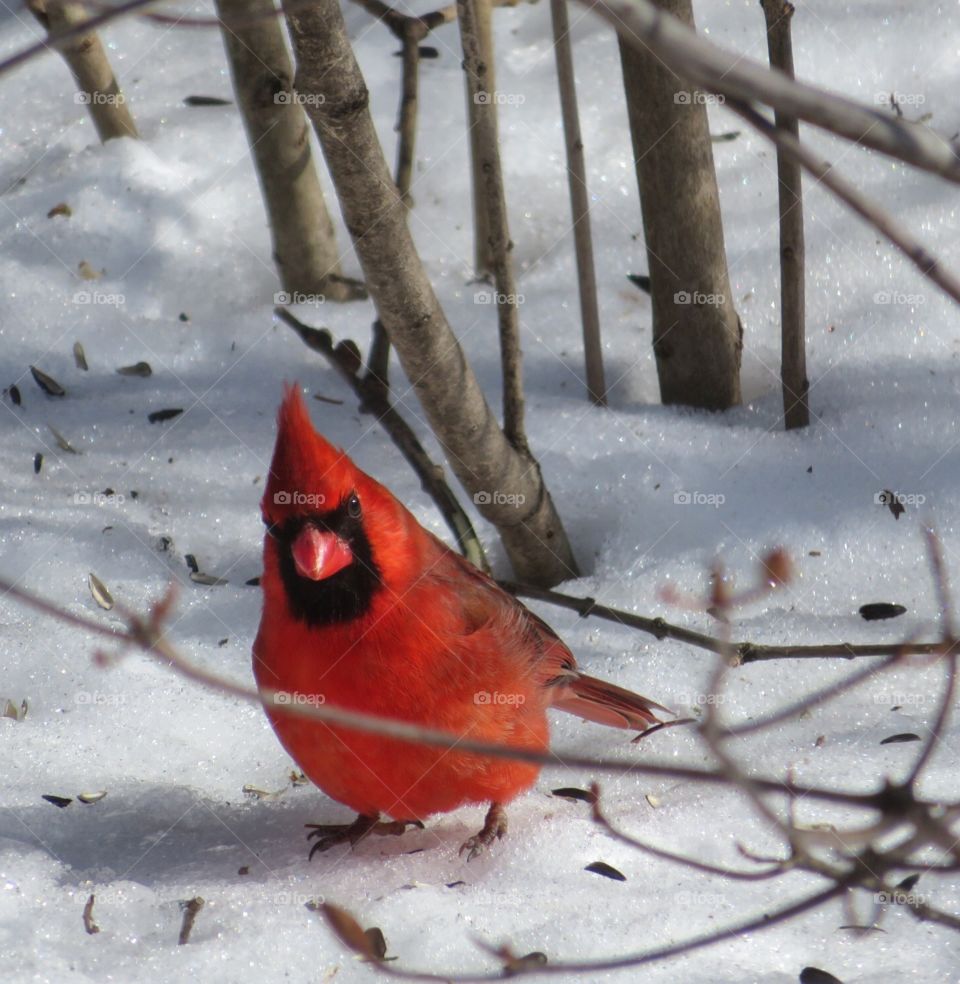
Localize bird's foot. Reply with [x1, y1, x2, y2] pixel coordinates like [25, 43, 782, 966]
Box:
[459, 802, 507, 861]
[306, 814, 423, 859]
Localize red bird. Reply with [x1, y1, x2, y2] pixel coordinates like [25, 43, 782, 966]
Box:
[254, 387, 671, 858]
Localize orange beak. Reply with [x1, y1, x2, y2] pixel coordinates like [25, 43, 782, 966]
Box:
[291, 526, 354, 581]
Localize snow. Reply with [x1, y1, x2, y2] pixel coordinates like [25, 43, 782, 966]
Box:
[2, 0, 960, 981]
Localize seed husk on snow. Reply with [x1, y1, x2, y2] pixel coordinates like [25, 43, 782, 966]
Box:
[88, 572, 114, 610]
[148, 408, 184, 424]
[184, 554, 199, 573]
[504, 952, 548, 976]
[1, 698, 28, 721]
[799, 968, 844, 984]
[47, 202, 72, 219]
[82, 895, 100, 935]
[30, 366, 65, 396]
[8, 384, 21, 405]
[364, 927, 389, 960]
[47, 424, 79, 453]
[177, 897, 205, 945]
[880, 732, 921, 745]
[33, 453, 42, 474]
[116, 361, 152, 377]
[551, 787, 595, 804]
[183, 95, 232, 106]
[78, 791, 108, 804]
[859, 603, 906, 621]
[584, 861, 626, 881]
[190, 572, 228, 586]
[42, 794, 73, 808]
[73, 342, 88, 370]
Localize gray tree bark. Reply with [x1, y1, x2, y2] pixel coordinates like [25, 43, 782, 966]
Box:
[464, 0, 496, 276]
[760, 0, 807, 430]
[217, 0, 360, 301]
[550, 0, 606, 406]
[28, 0, 138, 143]
[618, 0, 742, 410]
[283, 0, 579, 586]
[457, 0, 526, 452]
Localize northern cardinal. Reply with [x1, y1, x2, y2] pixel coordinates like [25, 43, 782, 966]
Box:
[254, 387, 671, 858]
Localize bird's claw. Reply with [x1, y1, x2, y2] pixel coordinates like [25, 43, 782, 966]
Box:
[459, 803, 507, 861]
[306, 815, 423, 859]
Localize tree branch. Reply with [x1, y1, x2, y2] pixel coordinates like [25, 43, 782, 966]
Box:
[584, 0, 960, 183]
[276, 306, 490, 573]
[759, 0, 807, 430]
[550, 0, 606, 406]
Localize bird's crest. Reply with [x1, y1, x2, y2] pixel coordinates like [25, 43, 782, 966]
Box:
[262, 385, 357, 521]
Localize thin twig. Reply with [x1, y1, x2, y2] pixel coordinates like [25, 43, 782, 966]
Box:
[331, 883, 849, 979]
[276, 306, 490, 573]
[728, 101, 960, 309]
[0, 574, 890, 807]
[501, 579, 945, 662]
[759, 0, 807, 430]
[550, 0, 605, 406]
[584, 0, 960, 183]
[905, 530, 958, 786]
[394, 25, 424, 207]
[591, 784, 787, 881]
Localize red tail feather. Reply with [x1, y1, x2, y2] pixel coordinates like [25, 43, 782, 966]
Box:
[552, 672, 672, 731]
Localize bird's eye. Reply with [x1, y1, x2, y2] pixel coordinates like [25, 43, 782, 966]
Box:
[346, 492, 362, 520]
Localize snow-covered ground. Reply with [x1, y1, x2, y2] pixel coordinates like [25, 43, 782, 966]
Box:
[2, 0, 960, 980]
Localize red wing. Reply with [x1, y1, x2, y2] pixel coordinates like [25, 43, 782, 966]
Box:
[424, 535, 671, 730]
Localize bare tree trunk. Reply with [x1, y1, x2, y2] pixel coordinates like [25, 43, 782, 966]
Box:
[283, 0, 579, 586]
[550, 0, 606, 406]
[618, 0, 741, 410]
[28, 0, 138, 142]
[216, 0, 361, 301]
[457, 0, 526, 452]
[464, 0, 496, 276]
[760, 0, 807, 430]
